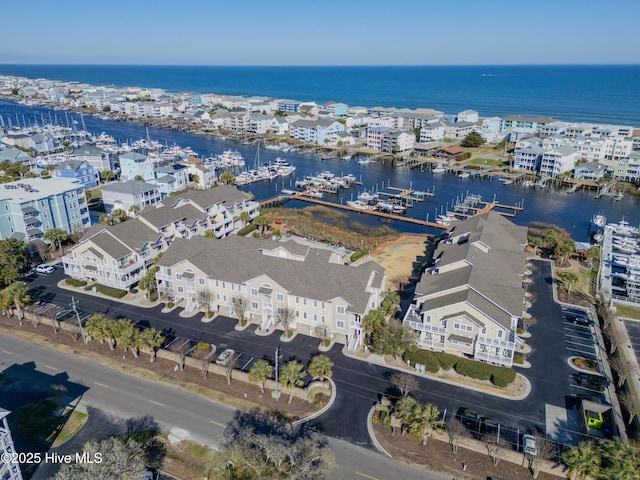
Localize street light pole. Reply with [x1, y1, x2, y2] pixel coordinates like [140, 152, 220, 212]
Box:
[272, 346, 281, 400]
[70, 296, 87, 343]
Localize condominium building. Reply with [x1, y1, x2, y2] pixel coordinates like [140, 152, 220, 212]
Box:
[156, 236, 385, 350]
[0, 408, 22, 480]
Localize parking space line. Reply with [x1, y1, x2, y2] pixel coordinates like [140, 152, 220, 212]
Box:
[241, 356, 254, 371]
[565, 339, 595, 348]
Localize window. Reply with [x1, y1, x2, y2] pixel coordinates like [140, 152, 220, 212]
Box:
[215, 280, 219, 287]
[295, 297, 300, 304]
[176, 273, 182, 280]
[313, 300, 317, 308]
[276, 293, 284, 302]
[313, 314, 317, 322]
[223, 295, 227, 302]
[277, 306, 284, 315]
[425, 315, 431, 323]
[222, 282, 226, 289]
[336, 320, 345, 329]
[198, 278, 205, 285]
[481, 327, 486, 335]
[251, 288, 258, 296]
[251, 301, 259, 310]
[498, 330, 503, 338]
[177, 286, 184, 293]
[321, 302, 325, 310]
[231, 284, 235, 291]
[454, 323, 472, 332]
[303, 298, 307, 306]
[336, 306, 345, 315]
[216, 293, 220, 300]
[303, 312, 307, 319]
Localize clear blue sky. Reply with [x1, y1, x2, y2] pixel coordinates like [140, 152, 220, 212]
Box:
[2, 0, 638, 65]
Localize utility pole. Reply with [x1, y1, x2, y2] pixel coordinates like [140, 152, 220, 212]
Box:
[272, 347, 282, 400]
[70, 296, 87, 343]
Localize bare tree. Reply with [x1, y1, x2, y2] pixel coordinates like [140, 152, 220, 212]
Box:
[197, 290, 212, 315]
[529, 433, 557, 479]
[485, 437, 503, 466]
[604, 323, 621, 355]
[168, 338, 192, 372]
[619, 390, 639, 425]
[609, 354, 628, 387]
[225, 352, 240, 385]
[68, 325, 82, 342]
[314, 325, 331, 347]
[43, 304, 61, 333]
[25, 304, 40, 328]
[191, 343, 215, 378]
[276, 307, 296, 337]
[445, 418, 467, 454]
[31, 239, 49, 262]
[389, 372, 418, 398]
[232, 296, 248, 325]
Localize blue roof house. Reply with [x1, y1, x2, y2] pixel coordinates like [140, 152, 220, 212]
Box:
[54, 160, 97, 188]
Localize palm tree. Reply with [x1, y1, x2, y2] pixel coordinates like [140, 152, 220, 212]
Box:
[561, 442, 600, 480]
[597, 437, 639, 480]
[248, 359, 273, 394]
[381, 291, 400, 318]
[279, 360, 306, 404]
[308, 354, 333, 382]
[239, 211, 251, 227]
[2, 282, 29, 322]
[586, 246, 600, 268]
[138, 327, 165, 362]
[254, 215, 270, 235]
[219, 171, 235, 185]
[362, 308, 385, 347]
[394, 396, 417, 436]
[409, 403, 441, 445]
[557, 271, 579, 295]
[43, 228, 68, 255]
[555, 240, 575, 266]
[115, 319, 136, 354]
[138, 265, 159, 299]
[543, 228, 558, 250]
[128, 204, 141, 216]
[85, 314, 111, 344]
[528, 236, 542, 256]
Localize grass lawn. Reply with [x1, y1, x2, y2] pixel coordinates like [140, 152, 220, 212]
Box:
[613, 302, 640, 321]
[52, 410, 88, 447]
[467, 158, 508, 167]
[9, 399, 63, 445]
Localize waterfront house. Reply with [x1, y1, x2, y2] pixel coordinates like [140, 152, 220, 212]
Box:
[436, 145, 466, 160]
[72, 146, 115, 173]
[508, 127, 537, 143]
[54, 160, 97, 189]
[419, 122, 446, 142]
[457, 110, 479, 123]
[101, 180, 161, 214]
[478, 117, 503, 143]
[151, 164, 189, 195]
[119, 152, 154, 181]
[443, 120, 475, 139]
[289, 119, 345, 145]
[574, 162, 607, 181]
[366, 126, 391, 151]
[614, 152, 640, 182]
[0, 177, 90, 242]
[155, 235, 385, 349]
[540, 145, 579, 177]
[500, 115, 555, 132]
[383, 129, 415, 153]
[276, 99, 301, 113]
[513, 144, 546, 172]
[178, 157, 217, 189]
[0, 148, 32, 165]
[324, 102, 349, 117]
[403, 212, 527, 367]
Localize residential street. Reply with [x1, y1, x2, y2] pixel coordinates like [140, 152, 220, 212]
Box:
[0, 332, 446, 480]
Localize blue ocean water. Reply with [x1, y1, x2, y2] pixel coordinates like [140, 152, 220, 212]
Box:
[0, 64, 639, 126]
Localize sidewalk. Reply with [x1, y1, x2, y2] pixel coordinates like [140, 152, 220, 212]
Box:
[57, 280, 160, 309]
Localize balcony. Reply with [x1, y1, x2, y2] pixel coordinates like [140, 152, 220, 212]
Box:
[416, 336, 445, 351]
[475, 350, 513, 367]
[476, 335, 515, 350]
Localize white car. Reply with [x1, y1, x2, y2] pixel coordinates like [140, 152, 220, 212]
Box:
[35, 264, 55, 274]
[523, 434, 537, 456]
[215, 349, 236, 366]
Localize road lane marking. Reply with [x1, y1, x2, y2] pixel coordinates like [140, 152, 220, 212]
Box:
[148, 400, 165, 407]
[209, 420, 226, 428]
[241, 356, 254, 371]
[0, 349, 12, 355]
[94, 382, 109, 388]
[44, 364, 57, 370]
[355, 472, 380, 480]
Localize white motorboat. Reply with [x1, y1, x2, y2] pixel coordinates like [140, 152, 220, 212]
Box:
[218, 149, 245, 167]
[305, 189, 323, 198]
[459, 171, 471, 179]
[432, 165, 446, 174]
[346, 200, 370, 211]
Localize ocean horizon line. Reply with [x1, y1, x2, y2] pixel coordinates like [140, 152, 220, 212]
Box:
[1, 63, 639, 68]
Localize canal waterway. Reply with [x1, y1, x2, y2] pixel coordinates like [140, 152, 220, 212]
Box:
[2, 100, 639, 241]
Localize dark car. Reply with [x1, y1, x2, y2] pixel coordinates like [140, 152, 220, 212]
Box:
[457, 408, 478, 429]
[565, 314, 591, 326]
[574, 372, 609, 390]
[479, 417, 499, 436]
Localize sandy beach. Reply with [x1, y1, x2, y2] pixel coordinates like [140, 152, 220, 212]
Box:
[370, 235, 430, 288]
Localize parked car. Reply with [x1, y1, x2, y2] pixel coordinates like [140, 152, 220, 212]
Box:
[35, 264, 55, 274]
[575, 372, 609, 390]
[523, 434, 537, 456]
[215, 349, 236, 366]
[457, 408, 478, 429]
[479, 417, 499, 436]
[565, 314, 591, 326]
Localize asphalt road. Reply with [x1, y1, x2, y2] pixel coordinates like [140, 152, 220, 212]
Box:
[0, 332, 446, 480]
[26, 269, 549, 442]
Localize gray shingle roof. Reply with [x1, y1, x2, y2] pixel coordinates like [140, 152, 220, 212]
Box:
[158, 236, 384, 315]
[103, 180, 158, 195]
[140, 203, 207, 229]
[174, 185, 252, 209]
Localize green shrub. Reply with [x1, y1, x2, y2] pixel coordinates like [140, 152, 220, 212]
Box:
[237, 222, 258, 237]
[95, 284, 127, 298]
[149, 290, 158, 302]
[455, 357, 492, 381]
[167, 301, 175, 309]
[404, 349, 440, 373]
[84, 284, 94, 291]
[490, 367, 516, 387]
[65, 278, 87, 287]
[435, 352, 459, 370]
[307, 386, 331, 404]
[349, 248, 368, 262]
[196, 342, 212, 350]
